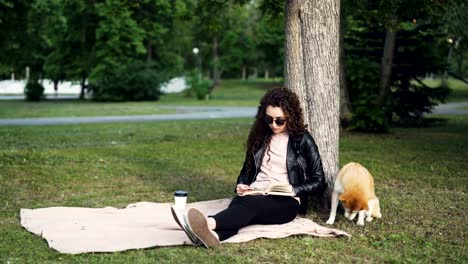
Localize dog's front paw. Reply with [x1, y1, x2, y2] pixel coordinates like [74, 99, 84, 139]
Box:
[349, 212, 357, 220]
[366, 216, 373, 222]
[357, 220, 365, 226]
[325, 218, 335, 225]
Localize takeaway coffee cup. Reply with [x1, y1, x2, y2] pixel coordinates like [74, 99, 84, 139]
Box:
[174, 190, 188, 210]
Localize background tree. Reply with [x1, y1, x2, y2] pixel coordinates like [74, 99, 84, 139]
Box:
[343, 0, 452, 131]
[442, 1, 468, 82]
[61, 0, 99, 99]
[254, 5, 284, 79]
[0, 0, 31, 79]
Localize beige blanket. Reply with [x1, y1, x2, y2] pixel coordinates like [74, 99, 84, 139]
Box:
[20, 198, 350, 254]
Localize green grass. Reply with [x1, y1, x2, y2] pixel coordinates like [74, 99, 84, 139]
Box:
[0, 101, 176, 118]
[0, 79, 277, 118]
[1, 115, 467, 263]
[422, 78, 468, 102]
[160, 79, 278, 107]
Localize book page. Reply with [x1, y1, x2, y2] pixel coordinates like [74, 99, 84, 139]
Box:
[239, 183, 294, 197]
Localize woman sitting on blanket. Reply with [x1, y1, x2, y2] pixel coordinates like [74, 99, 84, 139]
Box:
[172, 87, 326, 248]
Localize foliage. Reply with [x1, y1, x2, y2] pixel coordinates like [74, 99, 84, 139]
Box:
[443, 2, 468, 76]
[388, 21, 450, 124]
[23, 79, 44, 101]
[349, 100, 389, 132]
[344, 6, 450, 131]
[184, 70, 213, 100]
[390, 84, 449, 124]
[88, 62, 167, 102]
[91, 1, 146, 80]
[344, 14, 387, 131]
[0, 0, 30, 77]
[59, 0, 98, 85]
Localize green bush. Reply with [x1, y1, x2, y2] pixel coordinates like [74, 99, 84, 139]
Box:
[349, 99, 389, 133]
[89, 62, 167, 102]
[184, 70, 212, 100]
[390, 84, 450, 125]
[24, 80, 44, 101]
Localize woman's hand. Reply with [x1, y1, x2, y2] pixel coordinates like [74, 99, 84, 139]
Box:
[236, 184, 251, 195]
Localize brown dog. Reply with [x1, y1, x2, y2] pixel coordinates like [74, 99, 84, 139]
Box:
[326, 162, 382, 226]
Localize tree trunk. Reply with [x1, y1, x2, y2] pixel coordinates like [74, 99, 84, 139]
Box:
[442, 41, 455, 89]
[212, 36, 221, 89]
[80, 76, 86, 100]
[252, 67, 258, 79]
[264, 69, 269, 79]
[242, 66, 247, 80]
[53, 80, 59, 95]
[377, 29, 397, 107]
[25, 66, 30, 80]
[339, 2, 352, 127]
[285, 0, 341, 209]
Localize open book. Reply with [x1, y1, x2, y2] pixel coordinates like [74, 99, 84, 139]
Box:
[239, 183, 295, 197]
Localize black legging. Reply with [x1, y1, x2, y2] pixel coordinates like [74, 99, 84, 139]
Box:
[211, 195, 300, 241]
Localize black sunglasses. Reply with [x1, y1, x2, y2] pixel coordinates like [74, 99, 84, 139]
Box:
[264, 115, 287, 126]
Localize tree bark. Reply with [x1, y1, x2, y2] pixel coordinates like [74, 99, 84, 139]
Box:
[284, 0, 308, 122]
[442, 41, 455, 89]
[80, 76, 86, 100]
[377, 29, 397, 107]
[53, 80, 59, 94]
[285, 0, 341, 208]
[252, 67, 258, 79]
[242, 66, 247, 80]
[264, 69, 269, 79]
[212, 36, 221, 89]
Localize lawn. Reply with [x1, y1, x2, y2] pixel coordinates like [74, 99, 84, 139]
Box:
[0, 79, 277, 119]
[0, 114, 466, 263]
[422, 77, 468, 102]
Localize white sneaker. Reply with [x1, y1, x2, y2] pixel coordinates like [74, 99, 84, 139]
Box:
[170, 205, 201, 245]
[187, 208, 220, 248]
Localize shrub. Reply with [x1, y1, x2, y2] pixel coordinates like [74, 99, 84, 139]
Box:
[184, 70, 213, 100]
[24, 80, 44, 101]
[390, 83, 450, 125]
[349, 98, 390, 133]
[89, 62, 167, 102]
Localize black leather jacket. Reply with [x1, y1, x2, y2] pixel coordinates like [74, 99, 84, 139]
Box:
[236, 131, 326, 214]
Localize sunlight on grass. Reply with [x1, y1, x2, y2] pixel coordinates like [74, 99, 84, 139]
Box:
[422, 77, 468, 102]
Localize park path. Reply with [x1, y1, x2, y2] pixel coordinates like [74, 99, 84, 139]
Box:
[0, 106, 257, 126]
[429, 102, 468, 115]
[0, 102, 466, 126]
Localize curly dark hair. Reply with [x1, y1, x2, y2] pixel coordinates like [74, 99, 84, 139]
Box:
[245, 87, 307, 171]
